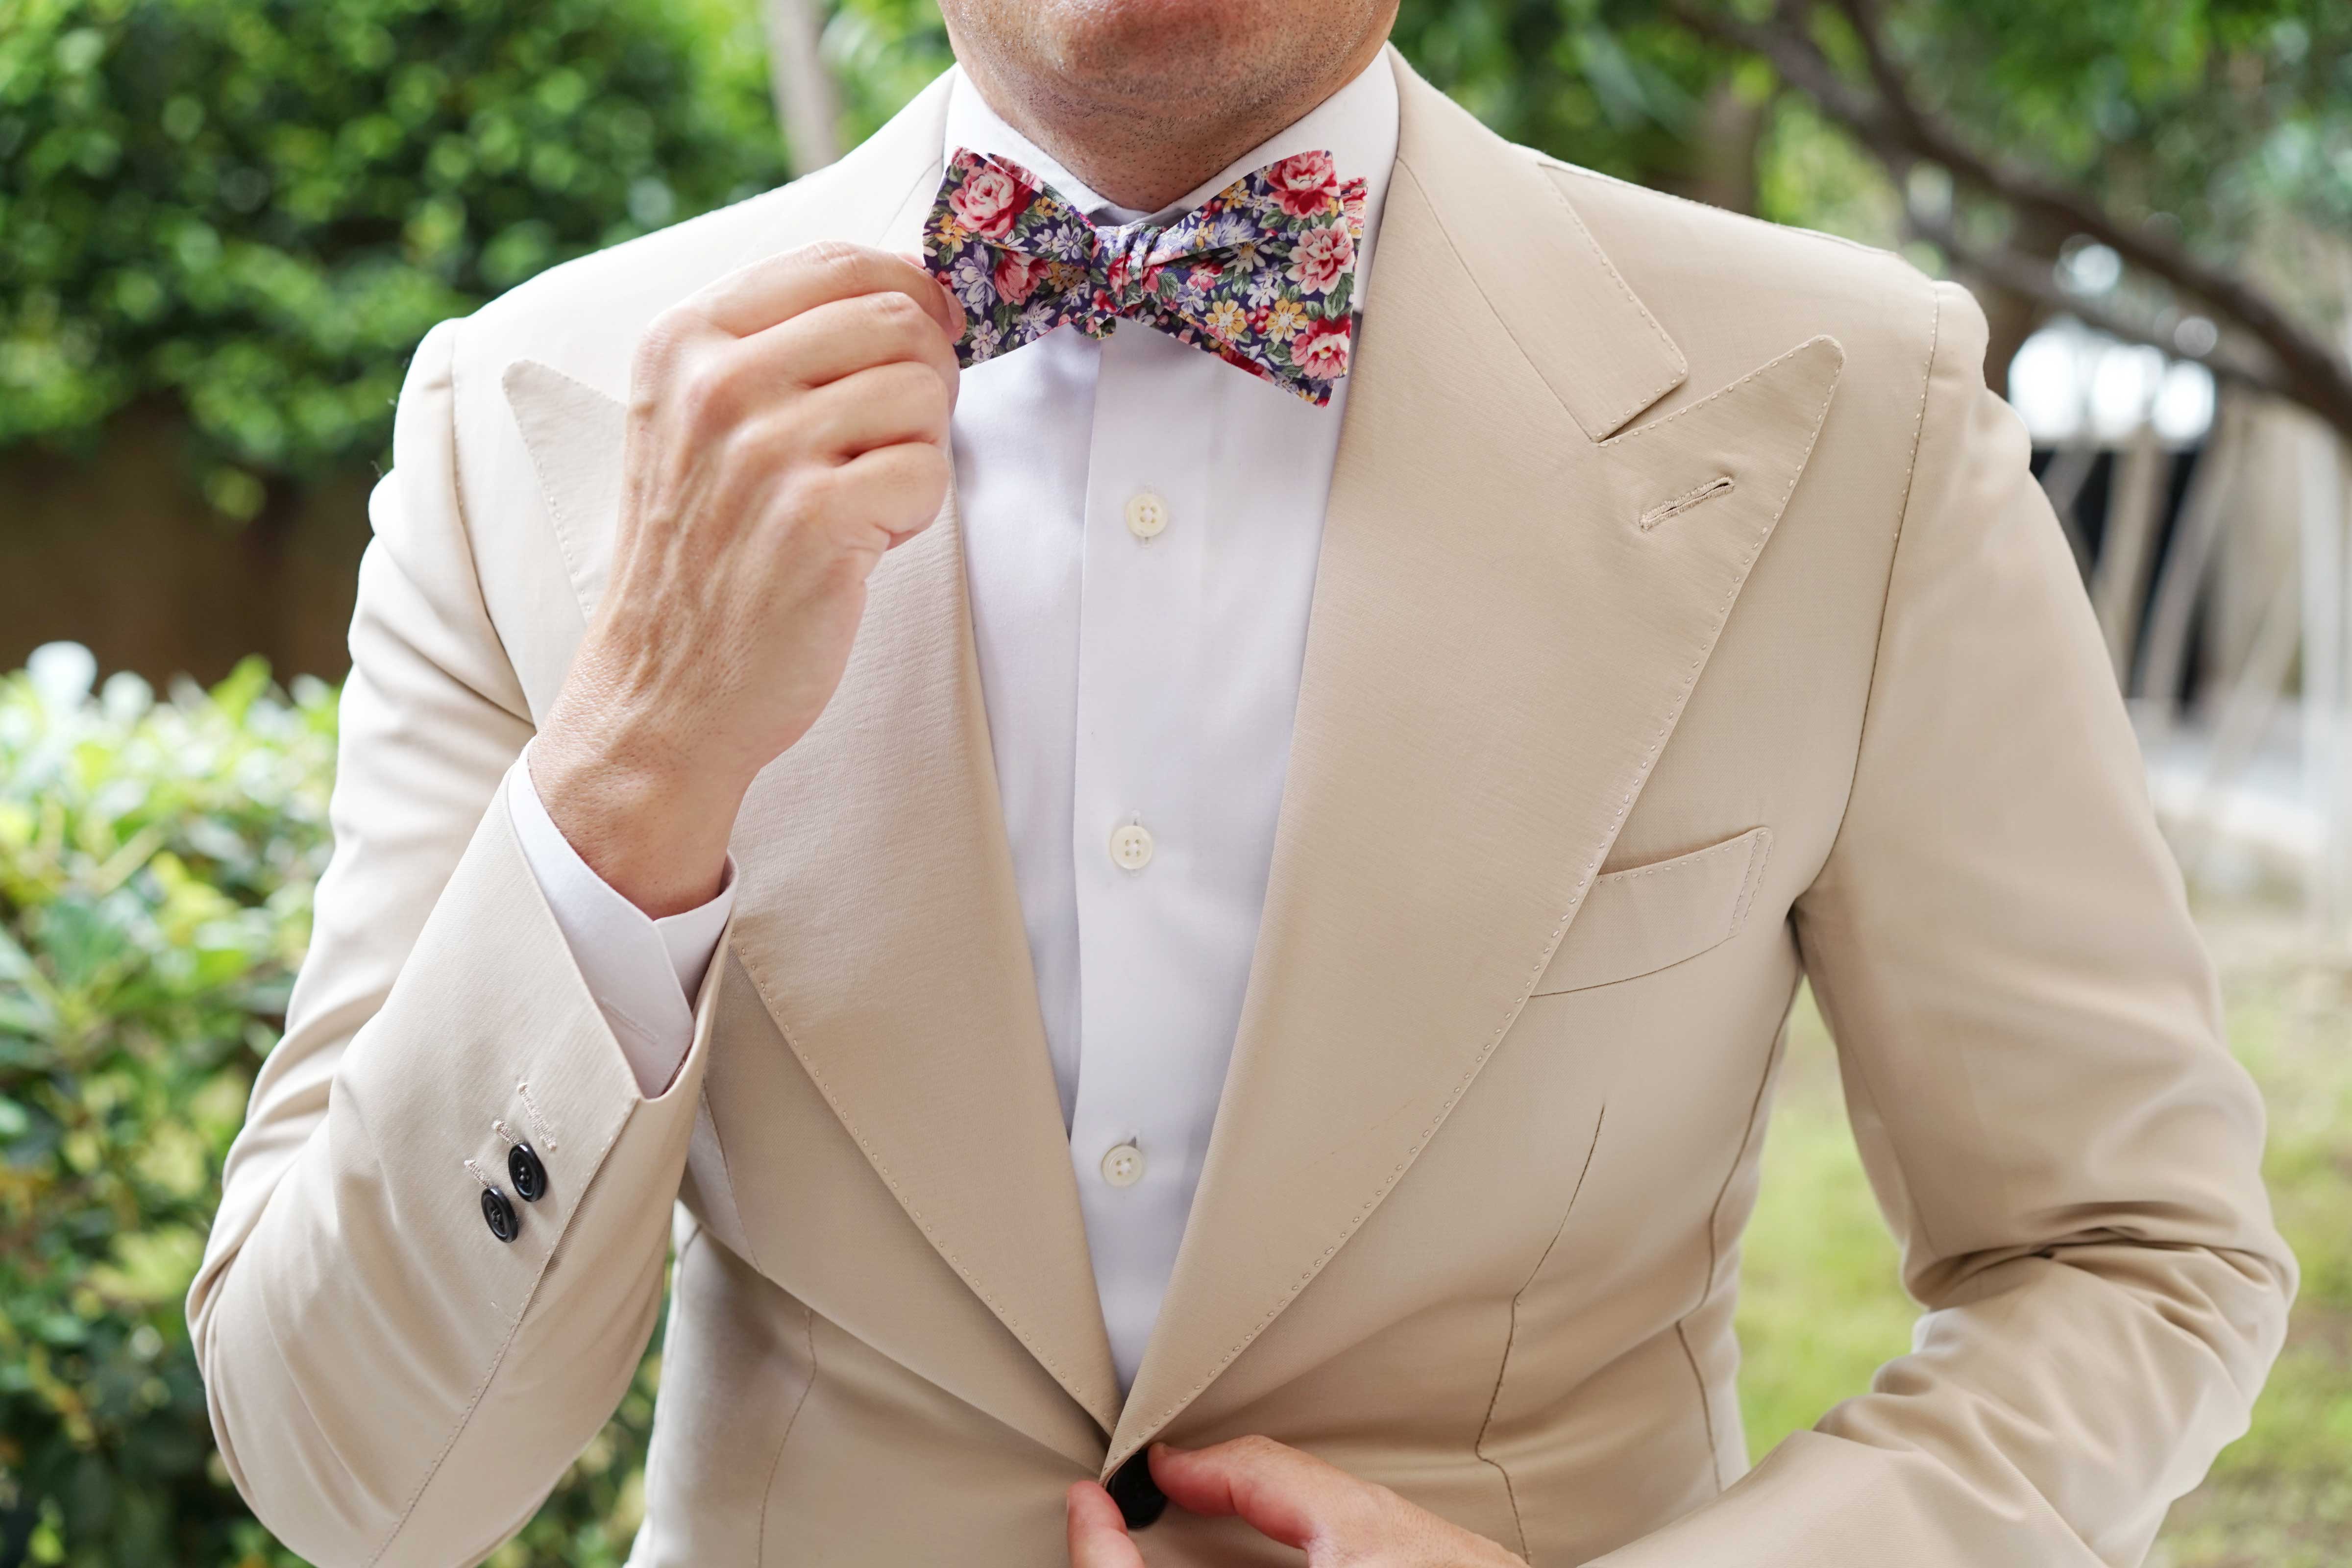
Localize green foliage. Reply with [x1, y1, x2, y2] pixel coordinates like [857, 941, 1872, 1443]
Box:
[1394, 0, 1728, 192]
[0, 0, 788, 514]
[0, 644, 335, 1563]
[1397, 0, 2352, 347]
[822, 0, 953, 145]
[0, 647, 664, 1566]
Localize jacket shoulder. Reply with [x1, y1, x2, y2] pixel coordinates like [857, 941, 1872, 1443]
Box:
[1540, 157, 1948, 414]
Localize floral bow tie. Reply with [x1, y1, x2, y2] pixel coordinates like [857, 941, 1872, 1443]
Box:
[922, 148, 1369, 406]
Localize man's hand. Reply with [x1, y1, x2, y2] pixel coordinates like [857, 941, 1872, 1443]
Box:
[1066, 1438, 1529, 1567]
[532, 242, 962, 915]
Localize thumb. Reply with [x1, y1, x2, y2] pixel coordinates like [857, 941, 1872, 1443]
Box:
[897, 248, 967, 345]
[1066, 1480, 1149, 1568]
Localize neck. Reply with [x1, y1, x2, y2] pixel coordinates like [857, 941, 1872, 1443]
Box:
[950, 31, 1393, 214]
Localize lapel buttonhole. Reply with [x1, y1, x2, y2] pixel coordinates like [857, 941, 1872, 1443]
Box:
[1639, 474, 1737, 532]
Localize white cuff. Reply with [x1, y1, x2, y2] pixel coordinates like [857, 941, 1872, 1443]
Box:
[505, 748, 735, 1097]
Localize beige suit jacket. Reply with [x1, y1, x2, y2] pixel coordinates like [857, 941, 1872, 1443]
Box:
[190, 49, 2293, 1568]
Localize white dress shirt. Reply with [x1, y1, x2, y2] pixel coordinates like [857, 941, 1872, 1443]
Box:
[511, 55, 1399, 1391]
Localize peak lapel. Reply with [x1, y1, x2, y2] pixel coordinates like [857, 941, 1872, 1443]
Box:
[500, 70, 1125, 1443]
[1107, 58, 1844, 1462]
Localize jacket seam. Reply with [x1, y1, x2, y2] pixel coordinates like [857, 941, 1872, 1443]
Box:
[756, 1295, 822, 1564]
[1804, 277, 1944, 899]
[1472, 1105, 1607, 1563]
[1675, 998, 1793, 1491]
[1670, 1319, 1719, 1491]
[1795, 277, 1951, 1266]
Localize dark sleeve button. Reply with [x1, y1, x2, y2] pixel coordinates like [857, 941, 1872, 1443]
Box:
[1105, 1451, 1166, 1530]
[507, 1141, 548, 1202]
[481, 1185, 520, 1243]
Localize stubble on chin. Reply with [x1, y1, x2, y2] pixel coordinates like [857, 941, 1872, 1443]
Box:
[941, 0, 1393, 212]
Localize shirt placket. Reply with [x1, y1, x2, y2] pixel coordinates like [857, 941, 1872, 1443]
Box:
[1065, 318, 1229, 1387]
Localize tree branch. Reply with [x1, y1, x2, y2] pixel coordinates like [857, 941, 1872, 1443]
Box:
[765, 0, 842, 176]
[1902, 210, 2293, 403]
[1672, 0, 2352, 439]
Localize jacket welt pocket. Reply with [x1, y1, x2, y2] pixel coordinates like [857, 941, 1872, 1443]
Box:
[1530, 827, 1773, 996]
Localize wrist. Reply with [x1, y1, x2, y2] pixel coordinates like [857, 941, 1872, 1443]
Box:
[528, 712, 746, 919]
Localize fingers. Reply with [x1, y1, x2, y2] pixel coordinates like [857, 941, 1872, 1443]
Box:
[1148, 1437, 1372, 1553]
[774, 360, 953, 460]
[693, 241, 963, 343]
[748, 288, 963, 403]
[1066, 1482, 1149, 1568]
[825, 441, 953, 553]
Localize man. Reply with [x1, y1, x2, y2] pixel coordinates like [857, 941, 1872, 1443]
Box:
[188, 0, 2294, 1563]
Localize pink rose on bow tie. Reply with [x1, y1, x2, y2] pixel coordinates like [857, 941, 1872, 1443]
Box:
[1284, 223, 1355, 295]
[951, 165, 1029, 239]
[1293, 317, 1351, 382]
[1267, 150, 1340, 217]
[993, 251, 1049, 304]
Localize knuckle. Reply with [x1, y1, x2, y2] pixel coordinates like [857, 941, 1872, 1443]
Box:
[906, 441, 952, 490]
[631, 309, 694, 381]
[676, 355, 739, 422]
[784, 459, 844, 514]
[856, 291, 935, 353]
[794, 239, 883, 299]
[866, 289, 928, 328]
[793, 237, 866, 270]
[873, 355, 943, 403]
[724, 409, 796, 469]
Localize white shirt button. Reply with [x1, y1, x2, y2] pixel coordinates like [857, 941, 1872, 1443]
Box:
[1125, 491, 1170, 539]
[1109, 822, 1154, 871]
[1101, 1142, 1146, 1187]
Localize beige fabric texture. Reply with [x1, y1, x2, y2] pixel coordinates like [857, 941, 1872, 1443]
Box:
[189, 49, 2295, 1568]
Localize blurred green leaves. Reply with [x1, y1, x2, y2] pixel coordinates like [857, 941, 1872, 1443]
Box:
[0, 0, 789, 513]
[0, 647, 663, 1565]
[0, 644, 333, 1565]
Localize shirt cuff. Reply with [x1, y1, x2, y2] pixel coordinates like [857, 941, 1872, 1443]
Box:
[505, 747, 735, 1097]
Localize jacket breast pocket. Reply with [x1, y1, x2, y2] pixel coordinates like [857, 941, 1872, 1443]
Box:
[1531, 827, 1773, 996]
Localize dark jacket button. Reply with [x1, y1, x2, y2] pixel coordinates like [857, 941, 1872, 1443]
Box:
[481, 1185, 520, 1243]
[1105, 1451, 1166, 1530]
[507, 1141, 548, 1202]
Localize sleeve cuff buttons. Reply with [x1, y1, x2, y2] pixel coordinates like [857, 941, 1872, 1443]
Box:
[481, 1185, 520, 1243]
[508, 1141, 548, 1202]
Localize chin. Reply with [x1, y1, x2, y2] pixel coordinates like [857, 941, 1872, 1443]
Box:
[953, 0, 1310, 102]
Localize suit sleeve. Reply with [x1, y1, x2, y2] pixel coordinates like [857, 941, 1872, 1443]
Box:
[1592, 281, 2295, 1567]
[186, 318, 725, 1568]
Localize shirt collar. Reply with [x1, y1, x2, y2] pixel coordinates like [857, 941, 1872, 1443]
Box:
[942, 45, 1401, 300]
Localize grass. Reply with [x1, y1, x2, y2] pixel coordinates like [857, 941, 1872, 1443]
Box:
[1734, 905, 2352, 1565]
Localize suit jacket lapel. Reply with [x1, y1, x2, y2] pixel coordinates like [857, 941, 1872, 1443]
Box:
[1108, 56, 1844, 1462]
[503, 69, 1126, 1442]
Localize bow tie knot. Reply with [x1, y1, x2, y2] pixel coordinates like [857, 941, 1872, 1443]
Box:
[923, 148, 1368, 406]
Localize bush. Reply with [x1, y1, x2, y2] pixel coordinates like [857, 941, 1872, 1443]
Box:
[0, 645, 656, 1566]
[0, 0, 788, 515]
